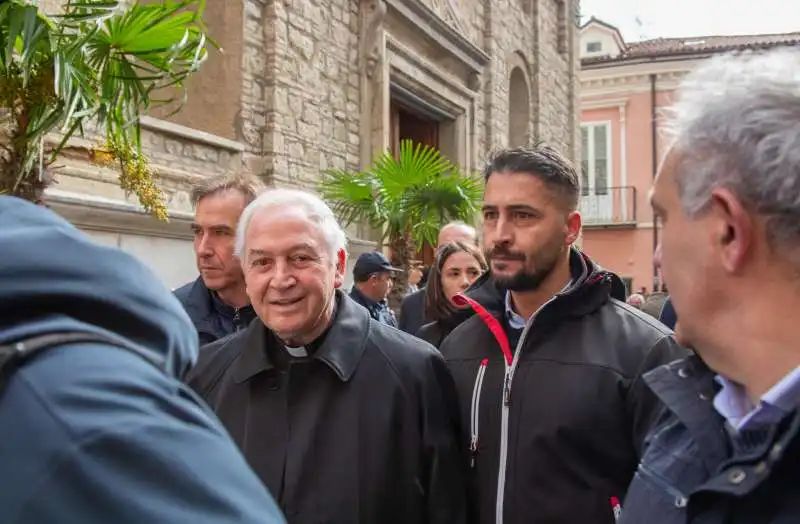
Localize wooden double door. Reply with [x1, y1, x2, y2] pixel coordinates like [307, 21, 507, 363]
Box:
[390, 101, 440, 267]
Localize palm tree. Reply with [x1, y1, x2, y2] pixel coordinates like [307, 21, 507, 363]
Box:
[320, 139, 483, 309]
[0, 0, 213, 219]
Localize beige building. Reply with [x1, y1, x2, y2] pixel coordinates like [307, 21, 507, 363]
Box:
[41, 0, 581, 288]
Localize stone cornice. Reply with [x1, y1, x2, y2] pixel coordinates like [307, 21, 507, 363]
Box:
[55, 158, 208, 187]
[48, 186, 395, 248]
[580, 70, 688, 96]
[347, 237, 379, 248]
[140, 116, 245, 153]
[580, 58, 699, 92]
[581, 96, 629, 110]
[386, 35, 479, 99]
[385, 0, 489, 74]
[45, 188, 194, 240]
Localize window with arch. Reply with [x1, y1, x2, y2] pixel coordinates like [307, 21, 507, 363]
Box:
[508, 67, 530, 147]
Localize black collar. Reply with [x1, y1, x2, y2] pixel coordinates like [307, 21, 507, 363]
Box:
[210, 285, 248, 318]
[232, 290, 370, 384]
[350, 285, 388, 311]
[457, 247, 614, 325]
[185, 276, 254, 322]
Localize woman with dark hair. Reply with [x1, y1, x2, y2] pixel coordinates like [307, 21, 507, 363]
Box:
[416, 241, 487, 347]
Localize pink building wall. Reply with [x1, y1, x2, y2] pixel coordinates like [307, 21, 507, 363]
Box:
[579, 21, 796, 293]
[579, 89, 675, 293]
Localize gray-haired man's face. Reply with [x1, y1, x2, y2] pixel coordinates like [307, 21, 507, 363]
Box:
[191, 190, 247, 294]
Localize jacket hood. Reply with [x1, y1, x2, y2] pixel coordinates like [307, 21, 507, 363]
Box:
[0, 197, 198, 378]
[455, 246, 625, 321]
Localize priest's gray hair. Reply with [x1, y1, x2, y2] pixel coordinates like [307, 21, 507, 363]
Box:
[664, 48, 800, 255]
[235, 188, 348, 264]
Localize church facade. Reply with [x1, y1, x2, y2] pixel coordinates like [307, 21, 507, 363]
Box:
[39, 0, 581, 287]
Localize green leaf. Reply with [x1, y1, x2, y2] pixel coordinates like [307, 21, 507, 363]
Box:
[4, 3, 24, 71]
[0, 0, 213, 217]
[50, 117, 85, 163]
[320, 140, 482, 256]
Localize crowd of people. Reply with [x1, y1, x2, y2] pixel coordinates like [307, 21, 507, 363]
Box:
[1, 48, 799, 523]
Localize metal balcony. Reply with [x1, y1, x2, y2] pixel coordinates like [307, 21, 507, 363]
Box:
[579, 186, 637, 227]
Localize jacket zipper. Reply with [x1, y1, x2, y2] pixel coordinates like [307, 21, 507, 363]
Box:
[495, 294, 559, 524]
[637, 462, 688, 508]
[470, 359, 489, 468]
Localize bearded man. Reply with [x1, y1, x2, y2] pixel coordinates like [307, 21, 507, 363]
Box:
[438, 146, 685, 524]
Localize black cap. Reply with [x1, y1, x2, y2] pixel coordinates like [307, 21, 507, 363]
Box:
[353, 251, 402, 280]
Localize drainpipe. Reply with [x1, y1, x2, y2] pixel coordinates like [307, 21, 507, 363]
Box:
[650, 73, 660, 292]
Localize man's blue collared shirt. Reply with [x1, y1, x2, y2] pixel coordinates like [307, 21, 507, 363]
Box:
[713, 366, 800, 432]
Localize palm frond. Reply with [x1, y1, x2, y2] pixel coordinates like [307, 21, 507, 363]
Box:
[0, 0, 214, 215]
[318, 139, 483, 254]
[319, 168, 384, 228]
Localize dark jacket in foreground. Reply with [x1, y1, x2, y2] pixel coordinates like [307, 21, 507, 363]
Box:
[439, 248, 685, 524]
[187, 290, 467, 524]
[621, 354, 800, 524]
[174, 277, 256, 345]
[417, 316, 462, 348]
[0, 196, 284, 524]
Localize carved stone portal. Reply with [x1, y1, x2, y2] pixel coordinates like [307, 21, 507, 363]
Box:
[359, 0, 389, 173]
[420, 0, 469, 35]
[360, 0, 387, 80]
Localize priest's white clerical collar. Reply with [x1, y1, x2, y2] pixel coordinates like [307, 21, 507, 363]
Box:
[284, 345, 309, 358]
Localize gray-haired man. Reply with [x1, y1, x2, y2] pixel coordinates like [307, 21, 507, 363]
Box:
[621, 49, 800, 523]
[174, 174, 264, 344]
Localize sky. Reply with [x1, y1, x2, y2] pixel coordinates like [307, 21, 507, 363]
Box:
[580, 0, 800, 41]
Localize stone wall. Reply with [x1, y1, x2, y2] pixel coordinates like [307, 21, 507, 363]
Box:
[263, 0, 363, 191]
[240, 0, 272, 181]
[34, 0, 580, 196]
[42, 117, 245, 288]
[21, 0, 581, 287]
[252, 0, 579, 187]
[483, 0, 536, 151]
[157, 0, 244, 142]
[535, 0, 579, 160]
[481, 0, 579, 160]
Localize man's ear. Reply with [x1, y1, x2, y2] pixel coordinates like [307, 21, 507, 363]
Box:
[565, 210, 582, 245]
[708, 188, 753, 273]
[334, 248, 347, 289]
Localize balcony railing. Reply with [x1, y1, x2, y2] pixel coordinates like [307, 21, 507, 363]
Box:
[579, 186, 637, 226]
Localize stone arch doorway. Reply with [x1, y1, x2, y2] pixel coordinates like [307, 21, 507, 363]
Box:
[508, 66, 530, 147]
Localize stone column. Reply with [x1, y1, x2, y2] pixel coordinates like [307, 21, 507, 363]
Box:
[359, 0, 389, 170]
